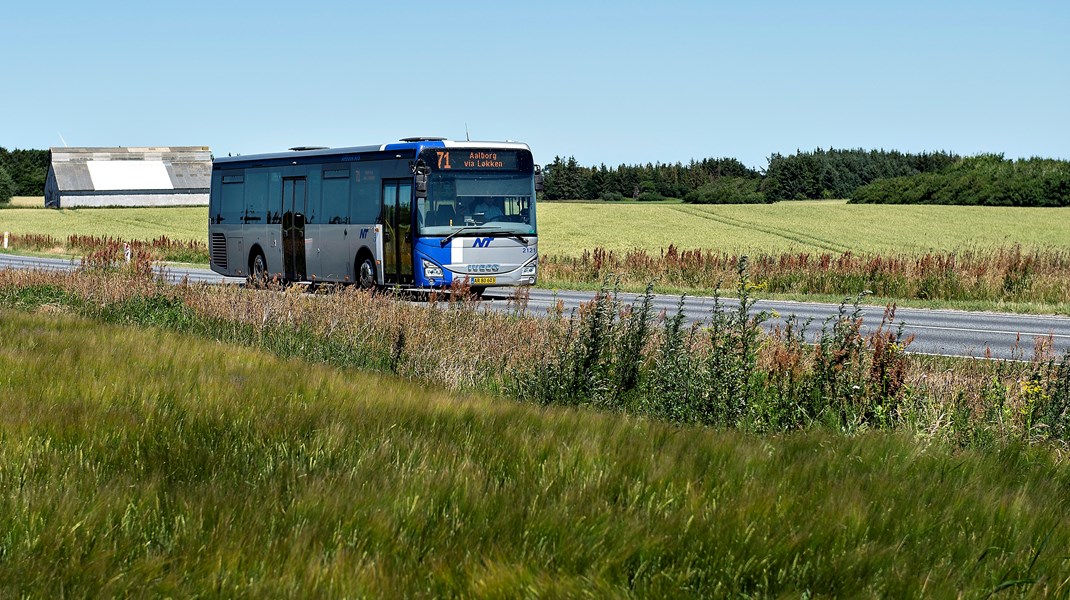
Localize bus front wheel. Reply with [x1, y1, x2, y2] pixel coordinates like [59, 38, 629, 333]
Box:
[356, 255, 377, 289]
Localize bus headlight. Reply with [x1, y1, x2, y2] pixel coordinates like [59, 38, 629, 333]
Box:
[521, 264, 537, 276]
[423, 260, 443, 279]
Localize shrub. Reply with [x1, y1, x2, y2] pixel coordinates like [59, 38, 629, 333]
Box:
[683, 177, 766, 204]
[850, 155, 1070, 207]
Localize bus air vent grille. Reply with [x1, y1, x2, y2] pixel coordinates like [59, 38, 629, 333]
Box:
[211, 233, 227, 269]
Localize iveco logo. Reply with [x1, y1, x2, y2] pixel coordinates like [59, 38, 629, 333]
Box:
[469, 263, 501, 273]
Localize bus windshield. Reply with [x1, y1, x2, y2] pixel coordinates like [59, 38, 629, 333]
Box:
[418, 171, 536, 237]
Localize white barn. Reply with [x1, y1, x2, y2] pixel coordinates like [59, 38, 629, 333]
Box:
[44, 146, 212, 208]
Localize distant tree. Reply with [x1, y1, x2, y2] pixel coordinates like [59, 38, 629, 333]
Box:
[543, 156, 586, 200]
[762, 148, 959, 201]
[0, 165, 15, 204]
[0, 147, 50, 196]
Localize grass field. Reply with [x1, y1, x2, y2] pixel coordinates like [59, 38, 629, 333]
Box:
[2, 308, 1068, 596]
[0, 198, 205, 243]
[5, 198, 1070, 257]
[538, 200, 1070, 256]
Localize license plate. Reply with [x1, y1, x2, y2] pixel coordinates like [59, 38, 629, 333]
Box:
[472, 276, 496, 285]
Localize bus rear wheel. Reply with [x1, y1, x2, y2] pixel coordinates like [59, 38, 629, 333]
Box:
[248, 251, 268, 287]
[356, 255, 377, 289]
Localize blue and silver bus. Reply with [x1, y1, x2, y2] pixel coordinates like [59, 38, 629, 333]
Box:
[208, 137, 541, 294]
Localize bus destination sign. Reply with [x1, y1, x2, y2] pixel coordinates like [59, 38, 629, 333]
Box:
[434, 150, 519, 171]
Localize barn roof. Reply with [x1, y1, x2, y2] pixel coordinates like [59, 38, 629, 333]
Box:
[48, 146, 212, 192]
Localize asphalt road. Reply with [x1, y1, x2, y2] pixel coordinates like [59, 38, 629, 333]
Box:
[3, 252, 1068, 360]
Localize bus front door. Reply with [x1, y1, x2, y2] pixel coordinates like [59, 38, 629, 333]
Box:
[281, 177, 307, 281]
[381, 180, 414, 285]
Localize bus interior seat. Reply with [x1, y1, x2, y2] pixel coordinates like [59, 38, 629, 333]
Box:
[434, 205, 457, 225]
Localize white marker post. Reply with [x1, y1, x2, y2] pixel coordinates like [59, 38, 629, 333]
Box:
[3, 232, 8, 249]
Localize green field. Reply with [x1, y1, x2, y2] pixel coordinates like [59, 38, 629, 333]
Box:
[4, 198, 1070, 256]
[2, 308, 1068, 596]
[0, 199, 205, 243]
[537, 200, 1070, 256]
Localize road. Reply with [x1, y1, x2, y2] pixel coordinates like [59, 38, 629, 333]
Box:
[3, 252, 1068, 360]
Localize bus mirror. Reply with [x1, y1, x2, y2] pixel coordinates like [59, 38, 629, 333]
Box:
[415, 163, 430, 199]
[415, 172, 428, 198]
[534, 165, 544, 193]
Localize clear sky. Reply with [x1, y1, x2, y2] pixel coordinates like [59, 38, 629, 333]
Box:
[2, 0, 1067, 169]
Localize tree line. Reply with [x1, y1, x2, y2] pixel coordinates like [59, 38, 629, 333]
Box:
[542, 148, 962, 204]
[543, 148, 1070, 206]
[3, 145, 1068, 207]
[542, 156, 760, 202]
[0, 148, 49, 204]
[851, 154, 1070, 206]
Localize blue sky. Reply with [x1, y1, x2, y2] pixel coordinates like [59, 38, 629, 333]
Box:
[2, 1, 1067, 169]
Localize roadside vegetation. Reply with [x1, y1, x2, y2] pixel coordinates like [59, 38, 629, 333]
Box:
[2, 309, 1068, 596]
[2, 260, 1069, 450]
[540, 244, 1070, 313]
[2, 232, 207, 264]
[1, 263, 1070, 595]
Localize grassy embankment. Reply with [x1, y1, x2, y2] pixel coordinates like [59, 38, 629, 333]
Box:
[5, 198, 1070, 312]
[2, 308, 1069, 596]
[3, 264, 1068, 449]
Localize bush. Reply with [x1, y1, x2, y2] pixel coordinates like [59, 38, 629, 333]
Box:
[599, 190, 624, 201]
[684, 177, 766, 204]
[850, 155, 1070, 206]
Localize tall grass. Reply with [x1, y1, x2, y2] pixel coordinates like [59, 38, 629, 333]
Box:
[2, 232, 208, 264]
[2, 310, 1070, 596]
[2, 258, 1069, 452]
[540, 244, 1070, 306]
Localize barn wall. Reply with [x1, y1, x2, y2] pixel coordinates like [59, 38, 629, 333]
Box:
[57, 192, 210, 208]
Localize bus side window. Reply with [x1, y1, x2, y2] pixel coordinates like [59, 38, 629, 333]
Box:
[323, 167, 350, 225]
[220, 174, 244, 224]
[352, 164, 382, 225]
[244, 171, 268, 224]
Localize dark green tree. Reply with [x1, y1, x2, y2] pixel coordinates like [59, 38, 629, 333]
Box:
[0, 165, 16, 204]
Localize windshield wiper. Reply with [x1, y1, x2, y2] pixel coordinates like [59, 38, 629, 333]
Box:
[439, 226, 484, 247]
[439, 227, 531, 247]
[500, 232, 530, 245]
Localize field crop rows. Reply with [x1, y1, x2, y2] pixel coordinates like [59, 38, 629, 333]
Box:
[537, 200, 1070, 256]
[6, 199, 1070, 256]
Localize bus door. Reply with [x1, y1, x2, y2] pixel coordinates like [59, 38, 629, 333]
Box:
[381, 180, 414, 284]
[281, 177, 307, 281]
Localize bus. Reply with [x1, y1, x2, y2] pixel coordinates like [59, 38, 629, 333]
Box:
[208, 138, 541, 294]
